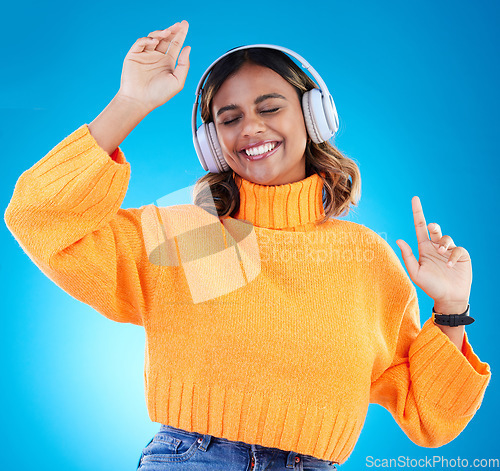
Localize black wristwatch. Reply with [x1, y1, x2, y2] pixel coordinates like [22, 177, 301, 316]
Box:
[432, 304, 475, 327]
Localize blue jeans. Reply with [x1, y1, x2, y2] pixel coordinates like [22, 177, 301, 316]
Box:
[137, 424, 338, 470]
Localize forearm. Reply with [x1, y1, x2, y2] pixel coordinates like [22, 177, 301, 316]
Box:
[433, 301, 468, 353]
[88, 93, 150, 156]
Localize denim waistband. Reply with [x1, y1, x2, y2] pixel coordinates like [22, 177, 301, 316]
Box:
[159, 424, 337, 468]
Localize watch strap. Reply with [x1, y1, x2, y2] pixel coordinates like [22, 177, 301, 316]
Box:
[432, 304, 475, 327]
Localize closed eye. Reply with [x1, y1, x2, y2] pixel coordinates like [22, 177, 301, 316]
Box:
[221, 108, 281, 126]
[222, 117, 239, 125]
[261, 108, 280, 114]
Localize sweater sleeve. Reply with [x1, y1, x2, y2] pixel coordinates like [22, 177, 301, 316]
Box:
[369, 286, 492, 447]
[4, 124, 162, 326]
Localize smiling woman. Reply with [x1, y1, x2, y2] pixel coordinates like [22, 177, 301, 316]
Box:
[4, 18, 492, 471]
[193, 46, 362, 223]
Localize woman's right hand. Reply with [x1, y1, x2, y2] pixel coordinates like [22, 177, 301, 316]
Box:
[117, 20, 191, 115]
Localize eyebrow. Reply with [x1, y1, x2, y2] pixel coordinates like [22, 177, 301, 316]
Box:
[216, 93, 287, 117]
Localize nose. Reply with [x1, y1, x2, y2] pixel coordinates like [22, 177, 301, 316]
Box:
[241, 113, 266, 137]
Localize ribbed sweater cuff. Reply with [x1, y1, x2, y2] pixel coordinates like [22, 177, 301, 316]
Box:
[409, 317, 491, 417]
[5, 124, 131, 261]
[27, 123, 130, 205]
[34, 122, 129, 169]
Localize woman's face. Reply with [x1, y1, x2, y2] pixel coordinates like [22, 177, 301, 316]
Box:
[211, 62, 308, 186]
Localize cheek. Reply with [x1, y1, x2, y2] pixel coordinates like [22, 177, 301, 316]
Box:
[286, 113, 308, 144]
[214, 127, 234, 153]
[297, 111, 308, 136]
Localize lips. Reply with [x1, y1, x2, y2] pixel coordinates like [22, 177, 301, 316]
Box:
[239, 139, 280, 152]
[238, 141, 282, 161]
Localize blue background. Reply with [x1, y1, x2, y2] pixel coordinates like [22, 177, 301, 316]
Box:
[1, 0, 498, 469]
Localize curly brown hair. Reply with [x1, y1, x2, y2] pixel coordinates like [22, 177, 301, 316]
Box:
[192, 47, 361, 224]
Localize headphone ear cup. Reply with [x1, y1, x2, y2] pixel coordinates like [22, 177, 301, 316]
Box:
[302, 91, 321, 144]
[207, 122, 229, 172]
[196, 122, 229, 173]
[302, 89, 334, 143]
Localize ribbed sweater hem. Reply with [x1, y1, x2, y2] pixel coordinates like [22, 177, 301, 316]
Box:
[146, 377, 363, 465]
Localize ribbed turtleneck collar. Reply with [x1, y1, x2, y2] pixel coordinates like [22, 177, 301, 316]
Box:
[231, 172, 326, 230]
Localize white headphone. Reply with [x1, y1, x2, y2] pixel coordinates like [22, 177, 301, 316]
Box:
[192, 44, 339, 173]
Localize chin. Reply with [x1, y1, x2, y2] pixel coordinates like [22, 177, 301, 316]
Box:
[241, 169, 281, 186]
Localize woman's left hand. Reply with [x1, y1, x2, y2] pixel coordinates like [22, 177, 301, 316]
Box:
[395, 196, 472, 310]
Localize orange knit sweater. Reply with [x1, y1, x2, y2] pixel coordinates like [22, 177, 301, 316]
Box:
[4, 124, 491, 465]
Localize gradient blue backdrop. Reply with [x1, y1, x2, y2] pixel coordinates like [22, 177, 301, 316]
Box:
[1, 1, 498, 469]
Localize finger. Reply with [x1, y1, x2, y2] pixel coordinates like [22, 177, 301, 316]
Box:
[446, 246, 466, 268]
[437, 235, 456, 254]
[172, 46, 191, 85]
[136, 23, 182, 54]
[148, 22, 181, 37]
[146, 22, 182, 45]
[428, 222, 442, 243]
[164, 20, 189, 62]
[129, 36, 161, 54]
[131, 28, 179, 55]
[412, 196, 429, 244]
[147, 30, 175, 54]
[395, 239, 420, 280]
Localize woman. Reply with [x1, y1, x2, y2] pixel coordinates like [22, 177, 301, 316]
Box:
[4, 19, 491, 471]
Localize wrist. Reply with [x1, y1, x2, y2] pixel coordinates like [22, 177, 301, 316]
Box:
[88, 93, 150, 156]
[433, 300, 469, 315]
[114, 92, 151, 120]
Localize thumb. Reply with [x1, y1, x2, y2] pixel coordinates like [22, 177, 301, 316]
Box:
[396, 239, 419, 279]
[173, 46, 191, 85]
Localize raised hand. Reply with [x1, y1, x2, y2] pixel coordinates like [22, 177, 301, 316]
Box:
[117, 20, 191, 114]
[395, 196, 472, 313]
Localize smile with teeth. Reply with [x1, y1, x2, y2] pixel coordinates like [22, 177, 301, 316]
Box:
[243, 142, 279, 158]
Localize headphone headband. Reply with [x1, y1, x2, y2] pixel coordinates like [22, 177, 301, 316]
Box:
[194, 44, 330, 103]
